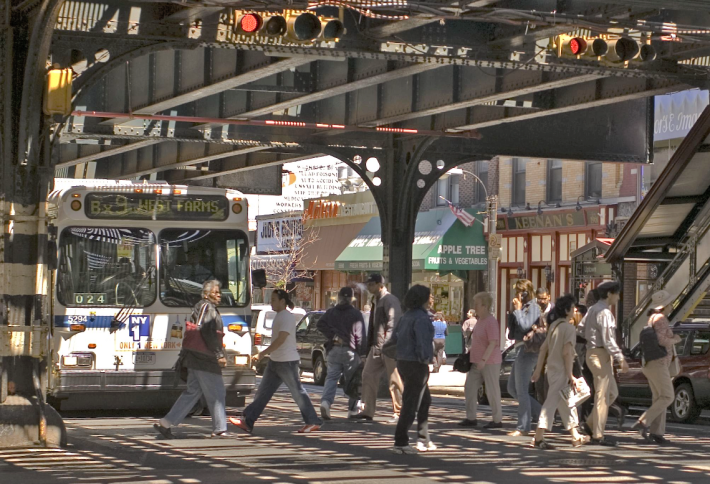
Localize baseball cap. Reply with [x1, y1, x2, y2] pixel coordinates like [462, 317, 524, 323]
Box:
[365, 273, 384, 284]
[339, 287, 354, 298]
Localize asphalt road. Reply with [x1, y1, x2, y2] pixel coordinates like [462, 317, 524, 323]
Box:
[2, 380, 710, 484]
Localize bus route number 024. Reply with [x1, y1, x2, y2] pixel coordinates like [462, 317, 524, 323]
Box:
[74, 293, 106, 304]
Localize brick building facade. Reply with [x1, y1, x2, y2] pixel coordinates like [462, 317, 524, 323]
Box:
[420, 156, 642, 323]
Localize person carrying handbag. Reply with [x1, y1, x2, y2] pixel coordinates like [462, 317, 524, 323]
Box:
[459, 292, 503, 429]
[154, 280, 229, 439]
[631, 290, 682, 445]
[531, 295, 590, 449]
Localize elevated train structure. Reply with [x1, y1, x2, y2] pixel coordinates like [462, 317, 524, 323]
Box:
[4, 0, 710, 447]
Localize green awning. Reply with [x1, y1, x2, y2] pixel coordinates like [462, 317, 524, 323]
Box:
[335, 208, 488, 272]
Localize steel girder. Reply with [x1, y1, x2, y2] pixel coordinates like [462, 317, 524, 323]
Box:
[50, 0, 710, 184]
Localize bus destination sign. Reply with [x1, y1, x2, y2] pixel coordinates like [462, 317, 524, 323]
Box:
[84, 193, 228, 221]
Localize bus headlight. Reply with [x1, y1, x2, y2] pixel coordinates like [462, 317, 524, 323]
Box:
[62, 353, 93, 368]
[70, 200, 82, 211]
[234, 355, 250, 366]
[232, 203, 242, 214]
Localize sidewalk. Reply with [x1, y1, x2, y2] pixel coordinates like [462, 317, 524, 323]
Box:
[428, 364, 466, 396]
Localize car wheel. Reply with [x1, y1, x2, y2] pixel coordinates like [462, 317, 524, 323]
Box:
[313, 355, 327, 386]
[477, 384, 489, 405]
[670, 382, 701, 423]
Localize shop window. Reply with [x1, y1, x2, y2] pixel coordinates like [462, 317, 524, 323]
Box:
[436, 174, 460, 206]
[476, 161, 489, 203]
[585, 161, 603, 199]
[512, 158, 526, 206]
[547, 159, 562, 203]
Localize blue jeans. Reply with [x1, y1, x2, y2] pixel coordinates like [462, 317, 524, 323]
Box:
[322, 346, 361, 411]
[163, 368, 227, 433]
[507, 347, 541, 432]
[243, 360, 322, 428]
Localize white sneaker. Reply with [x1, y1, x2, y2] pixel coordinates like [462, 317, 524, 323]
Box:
[390, 445, 418, 455]
[387, 414, 399, 424]
[320, 401, 331, 420]
[347, 409, 360, 418]
[415, 440, 437, 452]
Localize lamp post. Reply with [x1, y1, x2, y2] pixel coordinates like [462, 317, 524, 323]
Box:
[460, 169, 499, 316]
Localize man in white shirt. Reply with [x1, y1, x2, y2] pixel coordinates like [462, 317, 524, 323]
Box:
[582, 281, 629, 447]
[230, 289, 322, 434]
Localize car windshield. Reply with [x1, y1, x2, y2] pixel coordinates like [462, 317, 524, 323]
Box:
[674, 330, 692, 355]
[264, 312, 277, 329]
[160, 229, 249, 307]
[57, 227, 156, 307]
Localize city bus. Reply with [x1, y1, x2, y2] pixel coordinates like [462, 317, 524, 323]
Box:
[46, 180, 255, 410]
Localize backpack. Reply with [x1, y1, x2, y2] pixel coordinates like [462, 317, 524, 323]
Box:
[639, 325, 667, 362]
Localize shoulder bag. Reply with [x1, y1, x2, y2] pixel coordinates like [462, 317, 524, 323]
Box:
[639, 314, 668, 363]
[182, 302, 216, 355]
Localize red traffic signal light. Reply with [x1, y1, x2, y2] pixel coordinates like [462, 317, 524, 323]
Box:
[569, 37, 587, 56]
[239, 13, 263, 33]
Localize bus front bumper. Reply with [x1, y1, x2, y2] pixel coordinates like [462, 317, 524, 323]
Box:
[50, 367, 256, 397]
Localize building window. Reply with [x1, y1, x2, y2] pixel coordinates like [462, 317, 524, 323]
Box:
[585, 162, 603, 199]
[547, 159, 563, 203]
[476, 161, 489, 203]
[512, 158, 526, 206]
[436, 175, 460, 206]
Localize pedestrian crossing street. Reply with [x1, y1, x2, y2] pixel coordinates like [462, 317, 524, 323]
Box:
[2, 392, 710, 483]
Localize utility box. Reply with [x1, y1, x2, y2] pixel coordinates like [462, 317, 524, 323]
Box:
[44, 68, 73, 115]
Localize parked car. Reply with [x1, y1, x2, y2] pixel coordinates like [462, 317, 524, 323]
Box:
[477, 343, 538, 404]
[294, 311, 328, 385]
[251, 305, 306, 374]
[617, 321, 710, 423]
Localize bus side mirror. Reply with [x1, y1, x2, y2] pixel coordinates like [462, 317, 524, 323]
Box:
[47, 240, 58, 271]
[252, 269, 266, 289]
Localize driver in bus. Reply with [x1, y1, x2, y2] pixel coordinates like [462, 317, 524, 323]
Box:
[175, 250, 213, 284]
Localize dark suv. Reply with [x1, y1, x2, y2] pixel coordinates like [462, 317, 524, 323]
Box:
[295, 311, 328, 385]
[617, 321, 710, 423]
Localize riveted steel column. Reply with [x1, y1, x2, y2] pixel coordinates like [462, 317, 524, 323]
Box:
[0, 0, 67, 448]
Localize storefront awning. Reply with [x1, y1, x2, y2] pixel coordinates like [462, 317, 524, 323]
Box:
[299, 222, 368, 271]
[335, 208, 488, 272]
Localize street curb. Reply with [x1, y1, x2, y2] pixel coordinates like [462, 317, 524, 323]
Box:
[430, 386, 465, 396]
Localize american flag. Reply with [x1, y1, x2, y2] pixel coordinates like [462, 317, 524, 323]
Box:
[440, 197, 476, 227]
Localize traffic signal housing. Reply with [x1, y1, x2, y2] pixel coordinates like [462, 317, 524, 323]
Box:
[233, 10, 345, 43]
[552, 34, 657, 65]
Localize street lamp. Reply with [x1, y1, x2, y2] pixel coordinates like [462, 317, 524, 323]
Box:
[544, 264, 555, 283]
[459, 168, 498, 316]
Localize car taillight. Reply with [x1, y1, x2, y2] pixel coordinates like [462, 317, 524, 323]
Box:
[255, 333, 262, 345]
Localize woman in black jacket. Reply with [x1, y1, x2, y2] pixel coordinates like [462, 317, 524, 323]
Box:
[154, 280, 229, 438]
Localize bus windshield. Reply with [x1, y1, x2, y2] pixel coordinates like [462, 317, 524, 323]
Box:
[160, 229, 249, 308]
[57, 227, 157, 307]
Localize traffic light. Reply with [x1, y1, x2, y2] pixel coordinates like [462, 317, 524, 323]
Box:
[552, 34, 657, 65]
[233, 10, 345, 43]
[45, 67, 73, 116]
